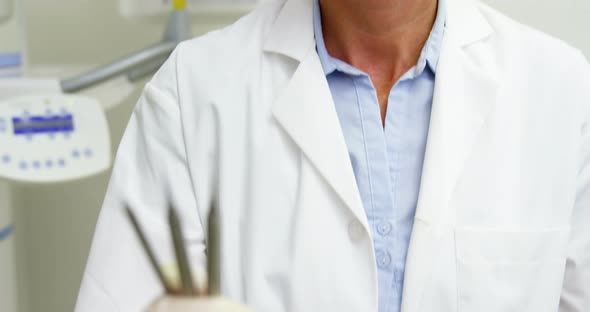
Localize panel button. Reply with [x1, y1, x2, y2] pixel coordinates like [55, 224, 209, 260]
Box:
[45, 160, 54, 168]
[32, 161, 41, 169]
[1, 155, 10, 164]
[84, 148, 93, 158]
[58, 158, 66, 167]
[348, 221, 365, 241]
[377, 221, 392, 236]
[72, 150, 80, 159]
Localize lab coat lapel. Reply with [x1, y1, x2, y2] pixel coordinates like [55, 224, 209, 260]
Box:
[401, 1, 499, 311]
[271, 50, 368, 229]
[265, 0, 368, 228]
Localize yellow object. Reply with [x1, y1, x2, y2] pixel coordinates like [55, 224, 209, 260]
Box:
[148, 296, 255, 312]
[162, 263, 207, 295]
[173, 0, 187, 10]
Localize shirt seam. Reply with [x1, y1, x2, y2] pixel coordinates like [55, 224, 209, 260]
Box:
[352, 76, 376, 223]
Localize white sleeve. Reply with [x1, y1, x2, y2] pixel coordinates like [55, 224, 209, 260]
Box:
[560, 52, 590, 312]
[74, 45, 208, 312]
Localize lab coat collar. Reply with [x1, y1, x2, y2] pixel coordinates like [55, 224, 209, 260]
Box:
[270, 53, 376, 308]
[400, 40, 500, 312]
[270, 46, 368, 231]
[447, 0, 494, 47]
[263, 0, 316, 62]
[401, 2, 499, 312]
[267, 0, 372, 259]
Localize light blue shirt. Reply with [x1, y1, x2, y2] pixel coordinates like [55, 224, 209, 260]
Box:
[313, 1, 446, 311]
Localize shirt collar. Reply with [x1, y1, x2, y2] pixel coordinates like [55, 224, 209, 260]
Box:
[313, 0, 446, 77]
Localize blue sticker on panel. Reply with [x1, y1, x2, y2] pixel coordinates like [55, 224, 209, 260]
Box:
[12, 114, 75, 135]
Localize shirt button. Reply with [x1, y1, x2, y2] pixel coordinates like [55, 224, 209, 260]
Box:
[378, 252, 392, 269]
[348, 221, 365, 241]
[377, 221, 392, 236]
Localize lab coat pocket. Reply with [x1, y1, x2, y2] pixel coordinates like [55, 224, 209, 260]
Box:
[455, 228, 569, 312]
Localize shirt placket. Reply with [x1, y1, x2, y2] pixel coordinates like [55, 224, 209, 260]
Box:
[352, 74, 398, 312]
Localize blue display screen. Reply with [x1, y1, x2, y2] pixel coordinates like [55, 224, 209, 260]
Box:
[12, 115, 74, 135]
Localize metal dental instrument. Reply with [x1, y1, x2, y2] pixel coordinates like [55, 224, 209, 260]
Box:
[169, 206, 195, 295]
[60, 0, 192, 93]
[126, 206, 174, 294]
[126, 191, 222, 298]
[207, 200, 221, 296]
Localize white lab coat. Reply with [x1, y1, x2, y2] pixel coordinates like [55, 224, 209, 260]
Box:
[75, 0, 590, 311]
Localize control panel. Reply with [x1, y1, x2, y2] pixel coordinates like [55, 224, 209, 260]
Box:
[0, 95, 111, 183]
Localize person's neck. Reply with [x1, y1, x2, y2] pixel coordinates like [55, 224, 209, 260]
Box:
[319, 0, 438, 82]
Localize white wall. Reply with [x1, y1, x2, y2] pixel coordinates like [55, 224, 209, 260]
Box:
[23, 0, 241, 66]
[0, 4, 20, 54]
[482, 0, 590, 57]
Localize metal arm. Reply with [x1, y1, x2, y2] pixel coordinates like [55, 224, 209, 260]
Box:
[60, 42, 176, 93]
[60, 8, 192, 93]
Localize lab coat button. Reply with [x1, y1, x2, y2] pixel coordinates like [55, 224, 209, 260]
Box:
[348, 221, 365, 241]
